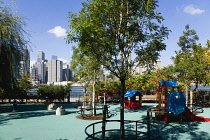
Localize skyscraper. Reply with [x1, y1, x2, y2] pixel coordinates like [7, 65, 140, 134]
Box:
[48, 60, 63, 83]
[19, 46, 30, 78]
[63, 63, 72, 81]
[31, 51, 47, 84]
[37, 51, 45, 63]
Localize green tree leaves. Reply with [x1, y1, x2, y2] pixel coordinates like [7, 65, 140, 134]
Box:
[67, 0, 169, 79]
[67, 1, 169, 138]
[0, 1, 30, 95]
[173, 25, 210, 91]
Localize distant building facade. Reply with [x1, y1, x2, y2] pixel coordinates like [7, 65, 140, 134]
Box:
[134, 61, 161, 74]
[37, 50, 45, 63]
[48, 60, 63, 84]
[31, 51, 47, 84]
[63, 63, 72, 81]
[19, 46, 30, 78]
[30, 51, 74, 85]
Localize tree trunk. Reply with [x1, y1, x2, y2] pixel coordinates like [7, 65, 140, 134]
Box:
[195, 82, 199, 103]
[92, 82, 96, 116]
[120, 78, 125, 140]
[195, 82, 199, 92]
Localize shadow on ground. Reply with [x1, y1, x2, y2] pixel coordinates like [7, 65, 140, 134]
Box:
[0, 111, 54, 125]
[0, 103, 78, 113]
[0, 104, 78, 126]
[96, 104, 210, 140]
[157, 122, 210, 140]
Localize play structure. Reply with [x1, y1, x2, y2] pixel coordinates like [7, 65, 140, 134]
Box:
[124, 90, 143, 110]
[149, 80, 210, 123]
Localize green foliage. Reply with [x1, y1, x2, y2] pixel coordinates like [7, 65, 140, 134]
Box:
[90, 68, 176, 96]
[18, 74, 32, 90]
[67, 1, 169, 137]
[89, 80, 121, 96]
[67, 0, 170, 80]
[17, 74, 32, 100]
[160, 65, 176, 80]
[37, 85, 70, 102]
[177, 24, 199, 53]
[173, 25, 210, 89]
[126, 70, 161, 93]
[70, 46, 103, 81]
[0, 1, 30, 95]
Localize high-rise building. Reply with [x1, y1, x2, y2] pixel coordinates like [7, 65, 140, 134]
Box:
[134, 61, 161, 74]
[31, 66, 37, 81]
[63, 63, 72, 81]
[48, 60, 63, 83]
[37, 51, 45, 63]
[19, 46, 30, 78]
[52, 55, 57, 60]
[31, 51, 47, 84]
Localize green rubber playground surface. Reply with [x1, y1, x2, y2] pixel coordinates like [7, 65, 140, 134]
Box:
[0, 103, 210, 140]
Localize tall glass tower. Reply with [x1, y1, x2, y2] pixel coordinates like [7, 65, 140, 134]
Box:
[32, 50, 46, 84]
[37, 51, 45, 63]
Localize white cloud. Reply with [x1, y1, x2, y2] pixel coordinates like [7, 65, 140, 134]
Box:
[184, 5, 205, 15]
[48, 26, 67, 37]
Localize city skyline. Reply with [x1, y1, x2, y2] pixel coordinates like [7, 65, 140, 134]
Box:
[3, 0, 210, 68]
[31, 50, 72, 85]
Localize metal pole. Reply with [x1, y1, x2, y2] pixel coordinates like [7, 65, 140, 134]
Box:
[136, 121, 138, 140]
[102, 105, 107, 139]
[147, 109, 150, 139]
[93, 124, 95, 140]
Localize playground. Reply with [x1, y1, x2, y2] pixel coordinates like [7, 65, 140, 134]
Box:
[1, 80, 210, 139]
[0, 102, 210, 140]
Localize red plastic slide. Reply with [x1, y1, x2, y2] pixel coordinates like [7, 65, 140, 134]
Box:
[183, 107, 210, 122]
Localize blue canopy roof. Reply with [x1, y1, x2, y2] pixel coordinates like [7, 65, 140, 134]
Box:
[124, 90, 142, 97]
[160, 80, 179, 87]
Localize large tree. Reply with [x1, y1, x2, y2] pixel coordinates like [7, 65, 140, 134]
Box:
[67, 0, 169, 139]
[0, 1, 29, 99]
[70, 45, 104, 115]
[173, 25, 210, 103]
[173, 43, 210, 90]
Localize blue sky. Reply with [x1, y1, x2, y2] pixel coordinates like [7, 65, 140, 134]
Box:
[3, 0, 210, 67]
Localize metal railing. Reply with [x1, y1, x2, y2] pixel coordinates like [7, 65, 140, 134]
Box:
[84, 108, 161, 140]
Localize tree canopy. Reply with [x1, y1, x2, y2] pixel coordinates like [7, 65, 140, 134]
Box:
[0, 1, 29, 95]
[67, 0, 169, 138]
[173, 25, 210, 91]
[67, 0, 169, 80]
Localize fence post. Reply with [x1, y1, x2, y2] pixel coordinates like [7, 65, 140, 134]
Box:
[102, 105, 107, 139]
[147, 109, 150, 139]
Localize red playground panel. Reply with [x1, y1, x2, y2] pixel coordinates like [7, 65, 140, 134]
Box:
[124, 90, 143, 110]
